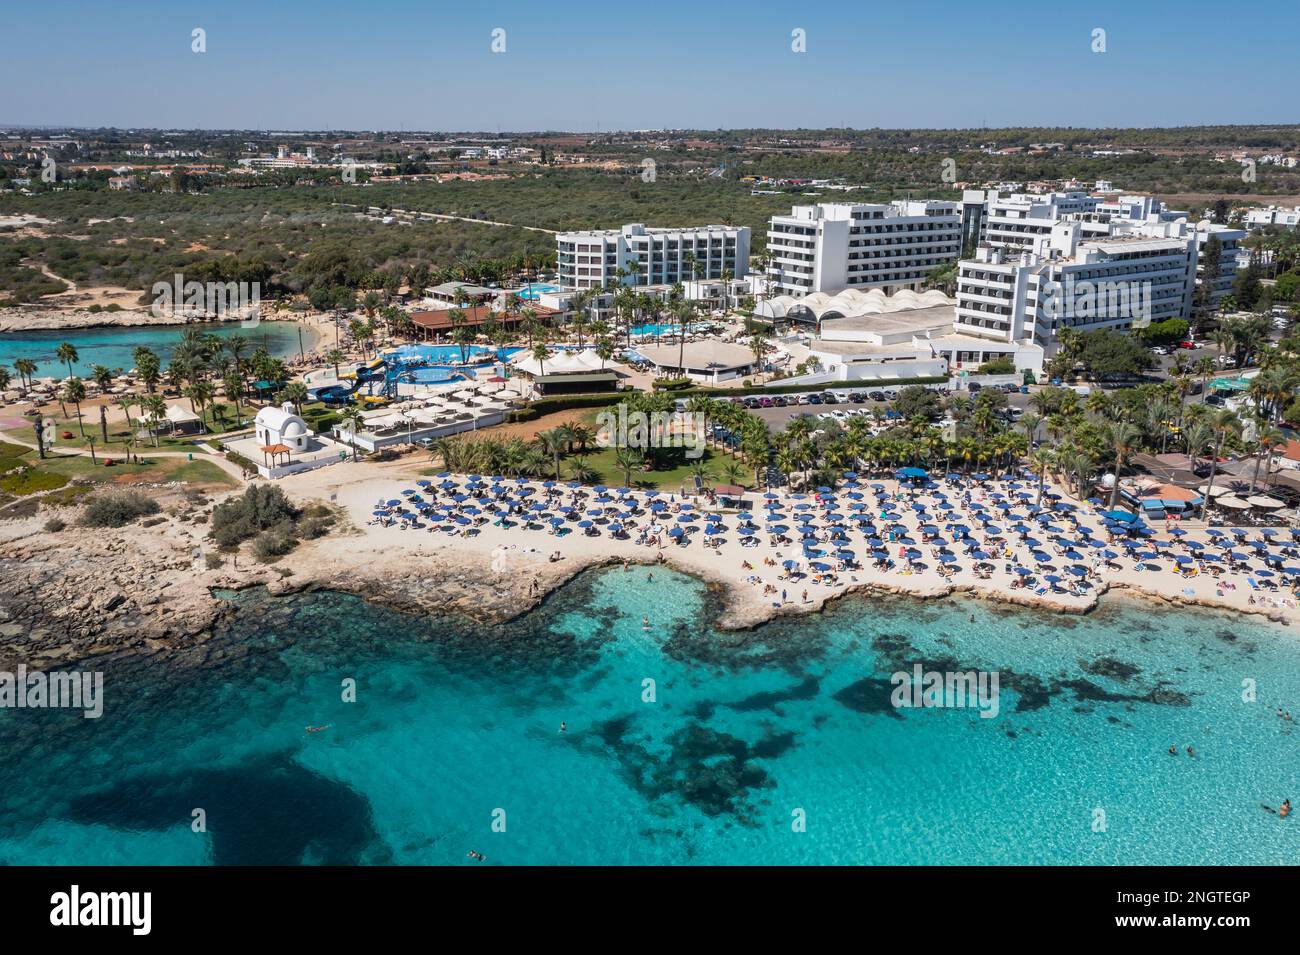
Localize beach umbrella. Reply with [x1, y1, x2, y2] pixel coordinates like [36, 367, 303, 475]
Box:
[416, 480, 432, 487]
[810, 561, 832, 571]
[782, 559, 799, 569]
[1256, 569, 1276, 578]
[939, 553, 957, 563]
[1044, 574, 1062, 584]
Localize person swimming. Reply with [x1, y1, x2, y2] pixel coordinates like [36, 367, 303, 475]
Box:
[1185, 745, 1195, 757]
[1168, 745, 1178, 755]
[306, 725, 330, 734]
[559, 722, 566, 733]
[1281, 799, 1291, 818]
[642, 615, 650, 630]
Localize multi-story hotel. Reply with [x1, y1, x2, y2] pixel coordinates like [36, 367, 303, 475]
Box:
[555, 223, 750, 290]
[765, 200, 962, 297]
[955, 221, 1198, 346]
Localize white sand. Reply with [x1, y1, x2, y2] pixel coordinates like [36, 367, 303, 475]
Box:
[286, 466, 1300, 629]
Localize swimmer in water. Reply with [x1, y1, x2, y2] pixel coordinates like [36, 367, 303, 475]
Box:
[306, 725, 330, 734]
[559, 722, 566, 733]
[1186, 745, 1195, 757]
[1282, 799, 1292, 818]
[642, 615, 650, 630]
[1168, 745, 1178, 755]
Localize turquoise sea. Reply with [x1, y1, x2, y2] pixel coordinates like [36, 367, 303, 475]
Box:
[1, 567, 1297, 865]
[0, 321, 310, 379]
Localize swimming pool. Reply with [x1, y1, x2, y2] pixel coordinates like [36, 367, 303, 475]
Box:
[399, 367, 473, 385]
[384, 344, 521, 364]
[514, 283, 561, 301]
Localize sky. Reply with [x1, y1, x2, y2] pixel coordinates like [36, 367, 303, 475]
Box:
[2, 0, 1297, 131]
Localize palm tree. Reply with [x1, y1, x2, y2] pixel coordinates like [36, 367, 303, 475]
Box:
[1105, 421, 1141, 508]
[1199, 409, 1242, 518]
[326, 348, 345, 379]
[532, 344, 550, 377]
[279, 381, 309, 415]
[183, 380, 216, 431]
[139, 394, 167, 446]
[85, 435, 97, 465]
[63, 377, 87, 436]
[339, 406, 365, 461]
[1249, 422, 1285, 493]
[13, 358, 36, 391]
[55, 342, 79, 380]
[536, 428, 566, 480]
[91, 364, 114, 395]
[0, 368, 9, 393]
[613, 446, 641, 487]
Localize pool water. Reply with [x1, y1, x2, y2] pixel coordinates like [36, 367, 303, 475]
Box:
[384, 344, 521, 365]
[514, 284, 561, 301]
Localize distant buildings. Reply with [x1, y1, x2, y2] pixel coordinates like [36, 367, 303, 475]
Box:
[765, 201, 962, 296]
[1245, 205, 1300, 229]
[555, 223, 750, 291]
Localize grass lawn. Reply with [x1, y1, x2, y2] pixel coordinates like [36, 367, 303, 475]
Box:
[578, 447, 741, 491]
[39, 453, 237, 489]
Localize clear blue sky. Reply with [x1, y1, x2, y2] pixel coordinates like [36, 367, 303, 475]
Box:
[3, 0, 1296, 131]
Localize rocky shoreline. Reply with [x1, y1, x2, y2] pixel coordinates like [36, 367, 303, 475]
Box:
[2, 498, 1292, 677]
[0, 306, 313, 333]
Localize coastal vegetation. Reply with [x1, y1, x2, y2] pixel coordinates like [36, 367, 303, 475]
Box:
[210, 484, 335, 561]
[79, 490, 160, 528]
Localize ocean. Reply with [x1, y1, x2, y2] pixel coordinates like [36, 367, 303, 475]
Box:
[1, 567, 1296, 865]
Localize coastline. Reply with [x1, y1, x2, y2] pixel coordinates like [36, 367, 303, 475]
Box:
[2, 465, 1294, 675]
[0, 305, 326, 336]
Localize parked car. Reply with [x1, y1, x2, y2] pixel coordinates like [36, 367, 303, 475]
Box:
[847, 392, 865, 403]
[807, 394, 822, 405]
[1151, 345, 1169, 356]
[820, 392, 839, 404]
[771, 396, 788, 407]
[868, 391, 886, 402]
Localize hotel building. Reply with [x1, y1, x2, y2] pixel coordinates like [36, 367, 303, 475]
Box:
[765, 201, 962, 297]
[955, 221, 1198, 346]
[556, 223, 750, 291]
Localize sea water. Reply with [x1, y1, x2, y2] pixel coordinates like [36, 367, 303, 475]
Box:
[0, 322, 311, 379]
[0, 567, 1297, 865]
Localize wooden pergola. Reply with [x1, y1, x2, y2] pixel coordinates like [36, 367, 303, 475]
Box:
[259, 443, 293, 468]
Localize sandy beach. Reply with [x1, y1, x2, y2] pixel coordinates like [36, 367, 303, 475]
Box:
[300, 463, 1300, 631]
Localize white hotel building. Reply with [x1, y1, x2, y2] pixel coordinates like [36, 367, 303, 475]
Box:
[765, 201, 961, 297]
[555, 223, 750, 291]
[955, 221, 1198, 346]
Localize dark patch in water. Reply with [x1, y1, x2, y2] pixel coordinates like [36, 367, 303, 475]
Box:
[726, 676, 820, 713]
[572, 715, 782, 822]
[1079, 656, 1141, 682]
[62, 752, 381, 865]
[833, 678, 904, 718]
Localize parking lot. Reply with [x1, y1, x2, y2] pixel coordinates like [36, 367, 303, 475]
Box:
[705, 386, 1034, 433]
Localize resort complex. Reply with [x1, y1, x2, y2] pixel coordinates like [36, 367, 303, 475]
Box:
[2, 2, 1300, 898]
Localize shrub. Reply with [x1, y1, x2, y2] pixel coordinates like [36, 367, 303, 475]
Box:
[79, 490, 161, 528]
[43, 517, 66, 533]
[252, 527, 297, 562]
[204, 552, 224, 570]
[211, 485, 301, 549]
[298, 516, 331, 540]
